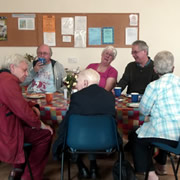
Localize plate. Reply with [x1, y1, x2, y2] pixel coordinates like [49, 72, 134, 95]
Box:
[26, 94, 45, 99]
[117, 98, 123, 102]
[126, 103, 140, 108]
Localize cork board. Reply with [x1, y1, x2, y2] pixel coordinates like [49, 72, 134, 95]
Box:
[0, 13, 139, 47]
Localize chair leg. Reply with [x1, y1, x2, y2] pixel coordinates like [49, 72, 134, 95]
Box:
[61, 152, 65, 180]
[119, 151, 122, 180]
[169, 153, 178, 180]
[24, 150, 33, 180]
[175, 157, 180, 174]
[68, 154, 71, 180]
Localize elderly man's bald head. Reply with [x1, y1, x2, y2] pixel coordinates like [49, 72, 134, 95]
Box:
[75, 69, 100, 90]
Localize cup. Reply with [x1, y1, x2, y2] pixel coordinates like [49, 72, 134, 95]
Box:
[38, 57, 46, 65]
[45, 92, 53, 104]
[114, 87, 122, 97]
[72, 89, 78, 94]
[131, 92, 139, 102]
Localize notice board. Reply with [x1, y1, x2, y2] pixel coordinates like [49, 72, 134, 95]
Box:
[0, 13, 139, 48]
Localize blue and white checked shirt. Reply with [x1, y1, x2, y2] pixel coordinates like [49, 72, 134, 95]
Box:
[136, 73, 180, 141]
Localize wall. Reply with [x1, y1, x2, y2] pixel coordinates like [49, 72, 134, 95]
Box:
[0, 0, 180, 80]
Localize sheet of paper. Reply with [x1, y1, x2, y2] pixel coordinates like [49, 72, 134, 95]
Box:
[88, 27, 101, 45]
[129, 14, 138, 26]
[43, 15, 55, 32]
[18, 18, 35, 30]
[43, 32, 56, 46]
[62, 35, 72, 42]
[75, 16, 87, 31]
[102, 27, 114, 44]
[12, 14, 36, 18]
[125, 27, 138, 45]
[74, 16, 87, 47]
[61, 17, 74, 35]
[43, 15, 56, 46]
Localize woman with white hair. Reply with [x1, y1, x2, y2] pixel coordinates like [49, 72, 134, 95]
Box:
[128, 51, 180, 180]
[86, 46, 118, 91]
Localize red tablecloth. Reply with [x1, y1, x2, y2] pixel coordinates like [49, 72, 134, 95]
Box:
[26, 93, 68, 127]
[115, 95, 144, 136]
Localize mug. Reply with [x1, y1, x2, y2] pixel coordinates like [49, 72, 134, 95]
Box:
[38, 57, 46, 65]
[45, 92, 53, 104]
[131, 92, 139, 102]
[114, 87, 122, 97]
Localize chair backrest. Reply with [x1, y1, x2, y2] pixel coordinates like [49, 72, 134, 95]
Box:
[66, 114, 119, 151]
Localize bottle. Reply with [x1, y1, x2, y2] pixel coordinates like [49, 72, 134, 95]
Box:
[64, 89, 68, 99]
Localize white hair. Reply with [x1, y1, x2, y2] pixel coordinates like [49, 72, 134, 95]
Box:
[154, 51, 174, 75]
[101, 46, 117, 60]
[1, 54, 28, 70]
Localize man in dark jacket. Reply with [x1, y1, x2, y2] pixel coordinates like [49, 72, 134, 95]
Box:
[0, 54, 53, 180]
[53, 68, 121, 179]
[117, 40, 158, 94]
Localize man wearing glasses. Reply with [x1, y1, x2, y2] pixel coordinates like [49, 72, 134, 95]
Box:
[117, 40, 158, 94]
[22, 44, 66, 93]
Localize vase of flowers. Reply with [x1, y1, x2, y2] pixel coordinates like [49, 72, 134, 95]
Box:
[63, 72, 77, 98]
[24, 53, 36, 62]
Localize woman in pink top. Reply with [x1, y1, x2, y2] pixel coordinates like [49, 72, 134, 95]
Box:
[86, 46, 118, 91]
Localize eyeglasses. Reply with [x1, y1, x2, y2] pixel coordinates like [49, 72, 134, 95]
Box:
[131, 50, 143, 55]
[37, 52, 49, 56]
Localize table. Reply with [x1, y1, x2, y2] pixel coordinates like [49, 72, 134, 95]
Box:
[26, 93, 144, 136]
[26, 93, 69, 127]
[115, 96, 144, 136]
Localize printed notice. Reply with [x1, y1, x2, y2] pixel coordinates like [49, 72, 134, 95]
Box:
[125, 27, 138, 45]
[102, 27, 114, 44]
[62, 35, 72, 42]
[88, 28, 101, 45]
[43, 15, 56, 46]
[74, 16, 87, 48]
[129, 14, 138, 26]
[61, 17, 74, 35]
[18, 18, 35, 30]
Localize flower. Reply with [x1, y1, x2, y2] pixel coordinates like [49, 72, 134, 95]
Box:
[24, 53, 36, 62]
[63, 72, 77, 93]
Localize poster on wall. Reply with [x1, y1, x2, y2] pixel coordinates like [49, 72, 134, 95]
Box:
[18, 18, 35, 30]
[61, 17, 74, 35]
[102, 27, 114, 44]
[125, 27, 138, 45]
[129, 14, 138, 26]
[0, 17, 7, 41]
[88, 27, 101, 45]
[43, 15, 56, 46]
[74, 16, 87, 48]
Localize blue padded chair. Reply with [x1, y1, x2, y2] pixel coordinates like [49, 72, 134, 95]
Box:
[145, 138, 180, 180]
[60, 114, 122, 180]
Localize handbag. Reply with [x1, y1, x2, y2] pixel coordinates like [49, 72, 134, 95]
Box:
[113, 159, 137, 180]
